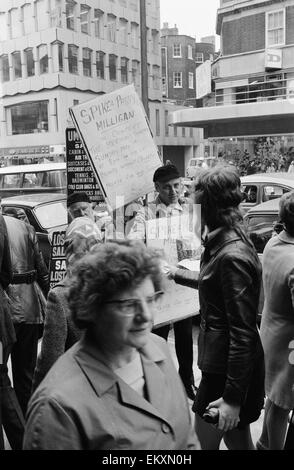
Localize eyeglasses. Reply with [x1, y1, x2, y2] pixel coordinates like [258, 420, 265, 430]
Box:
[104, 291, 164, 317]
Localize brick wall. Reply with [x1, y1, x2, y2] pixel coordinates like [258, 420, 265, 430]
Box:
[286, 5, 294, 45]
[222, 13, 265, 55]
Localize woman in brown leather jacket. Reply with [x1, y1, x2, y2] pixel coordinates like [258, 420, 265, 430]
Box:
[168, 166, 265, 450]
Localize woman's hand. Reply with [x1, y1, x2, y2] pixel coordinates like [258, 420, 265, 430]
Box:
[206, 397, 240, 432]
[161, 262, 178, 280]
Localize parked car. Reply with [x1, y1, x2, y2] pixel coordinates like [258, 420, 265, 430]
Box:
[0, 162, 67, 199]
[1, 193, 68, 266]
[240, 172, 294, 214]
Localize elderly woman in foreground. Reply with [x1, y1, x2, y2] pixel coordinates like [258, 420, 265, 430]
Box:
[23, 240, 200, 450]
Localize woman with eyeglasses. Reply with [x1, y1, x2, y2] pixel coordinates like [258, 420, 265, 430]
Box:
[23, 240, 200, 450]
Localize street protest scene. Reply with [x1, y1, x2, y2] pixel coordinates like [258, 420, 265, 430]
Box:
[0, 0, 294, 456]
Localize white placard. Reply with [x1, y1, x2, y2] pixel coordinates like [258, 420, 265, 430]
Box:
[70, 84, 162, 209]
[146, 217, 201, 326]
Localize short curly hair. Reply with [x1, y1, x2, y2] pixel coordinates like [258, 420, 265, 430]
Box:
[194, 165, 243, 230]
[67, 240, 163, 329]
[279, 191, 294, 236]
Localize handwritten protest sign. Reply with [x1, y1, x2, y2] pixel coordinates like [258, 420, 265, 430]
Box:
[66, 128, 104, 205]
[69, 84, 162, 209]
[49, 231, 67, 289]
[146, 216, 201, 327]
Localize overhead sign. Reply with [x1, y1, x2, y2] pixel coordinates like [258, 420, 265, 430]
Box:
[265, 49, 282, 70]
[66, 128, 104, 204]
[69, 84, 162, 210]
[196, 60, 212, 99]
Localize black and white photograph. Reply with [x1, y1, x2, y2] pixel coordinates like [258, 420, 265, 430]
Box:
[0, 0, 294, 456]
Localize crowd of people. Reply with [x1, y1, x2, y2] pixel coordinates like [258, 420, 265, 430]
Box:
[0, 162, 293, 450]
[220, 146, 294, 176]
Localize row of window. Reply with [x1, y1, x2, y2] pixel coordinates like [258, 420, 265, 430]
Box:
[4, 99, 193, 139]
[0, 45, 161, 88]
[168, 72, 194, 89]
[171, 44, 212, 63]
[0, 0, 159, 55]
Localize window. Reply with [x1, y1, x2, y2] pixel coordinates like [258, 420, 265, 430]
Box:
[241, 185, 258, 203]
[49, 0, 62, 27]
[0, 12, 8, 41]
[164, 110, 169, 136]
[12, 52, 22, 79]
[22, 3, 35, 35]
[94, 9, 103, 38]
[131, 22, 139, 48]
[266, 10, 285, 47]
[68, 45, 78, 74]
[152, 65, 160, 89]
[190, 128, 193, 137]
[173, 44, 181, 57]
[174, 126, 177, 137]
[109, 54, 117, 81]
[189, 72, 194, 89]
[38, 45, 48, 74]
[25, 49, 35, 77]
[1, 55, 10, 82]
[80, 4, 90, 34]
[121, 57, 128, 84]
[107, 14, 116, 42]
[10, 101, 48, 135]
[82, 48, 92, 76]
[10, 8, 22, 38]
[156, 109, 160, 136]
[35, 0, 48, 31]
[23, 172, 43, 188]
[96, 51, 105, 79]
[196, 52, 204, 63]
[73, 99, 79, 106]
[188, 44, 193, 59]
[262, 185, 288, 202]
[131, 60, 139, 85]
[66, 0, 75, 30]
[182, 128, 186, 137]
[119, 18, 128, 45]
[173, 72, 182, 88]
[58, 44, 64, 72]
[162, 76, 167, 96]
[152, 29, 159, 54]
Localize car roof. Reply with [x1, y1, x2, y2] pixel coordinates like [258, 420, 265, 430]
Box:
[1, 192, 67, 208]
[0, 162, 66, 174]
[241, 172, 294, 186]
[245, 197, 280, 215]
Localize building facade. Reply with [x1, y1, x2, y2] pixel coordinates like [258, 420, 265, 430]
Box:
[0, 0, 202, 172]
[170, 0, 294, 162]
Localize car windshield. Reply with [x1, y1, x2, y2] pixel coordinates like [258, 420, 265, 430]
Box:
[34, 201, 67, 229]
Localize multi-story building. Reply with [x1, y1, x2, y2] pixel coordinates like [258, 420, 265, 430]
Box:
[0, 0, 202, 174]
[169, 0, 294, 159]
[161, 23, 216, 108]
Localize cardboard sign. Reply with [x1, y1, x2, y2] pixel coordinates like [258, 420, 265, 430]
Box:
[146, 217, 201, 327]
[49, 231, 67, 289]
[66, 128, 104, 205]
[69, 84, 162, 209]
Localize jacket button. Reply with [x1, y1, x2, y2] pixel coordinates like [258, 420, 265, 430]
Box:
[161, 423, 170, 433]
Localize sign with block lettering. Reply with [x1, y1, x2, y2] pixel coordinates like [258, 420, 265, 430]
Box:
[69, 84, 162, 209]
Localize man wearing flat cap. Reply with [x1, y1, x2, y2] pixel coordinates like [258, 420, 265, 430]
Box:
[67, 191, 94, 222]
[128, 164, 197, 401]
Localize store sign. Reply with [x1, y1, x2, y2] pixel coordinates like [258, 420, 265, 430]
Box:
[196, 60, 212, 99]
[265, 49, 282, 70]
[2, 145, 50, 155]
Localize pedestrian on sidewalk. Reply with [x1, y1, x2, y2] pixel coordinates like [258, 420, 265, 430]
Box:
[166, 166, 265, 450]
[257, 191, 294, 450]
[0, 214, 25, 450]
[23, 241, 200, 450]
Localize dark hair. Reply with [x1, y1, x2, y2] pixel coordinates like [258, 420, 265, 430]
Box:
[67, 191, 91, 207]
[67, 240, 163, 329]
[279, 191, 294, 236]
[194, 165, 243, 230]
[153, 164, 180, 183]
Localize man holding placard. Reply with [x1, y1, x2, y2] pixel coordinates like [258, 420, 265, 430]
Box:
[128, 164, 199, 401]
